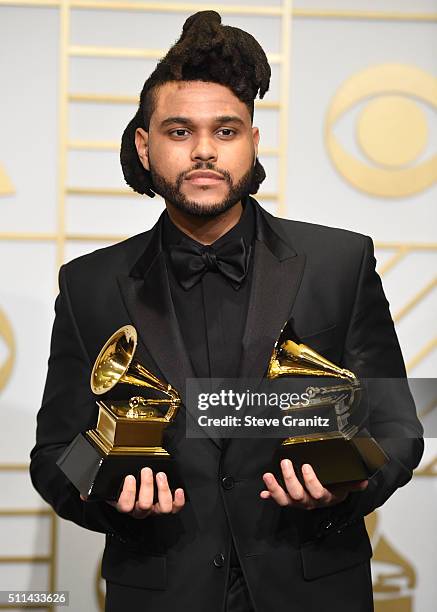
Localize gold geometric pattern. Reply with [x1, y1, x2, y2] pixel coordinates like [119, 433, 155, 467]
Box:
[0, 307, 15, 393]
[0, 163, 14, 196]
[0, 465, 57, 612]
[414, 455, 437, 477]
[376, 244, 437, 373]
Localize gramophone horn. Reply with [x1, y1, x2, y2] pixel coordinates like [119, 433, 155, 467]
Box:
[90, 325, 179, 402]
[268, 320, 356, 382]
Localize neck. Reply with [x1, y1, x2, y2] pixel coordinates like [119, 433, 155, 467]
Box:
[165, 201, 243, 245]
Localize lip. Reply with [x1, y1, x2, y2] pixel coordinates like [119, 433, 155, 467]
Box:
[184, 171, 225, 184]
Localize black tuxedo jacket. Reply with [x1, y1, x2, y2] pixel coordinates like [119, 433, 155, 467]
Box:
[30, 198, 423, 612]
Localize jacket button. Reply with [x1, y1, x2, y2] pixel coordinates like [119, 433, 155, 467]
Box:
[221, 476, 234, 490]
[213, 553, 225, 568]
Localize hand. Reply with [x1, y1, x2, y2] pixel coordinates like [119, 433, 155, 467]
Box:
[80, 467, 185, 519]
[260, 459, 368, 510]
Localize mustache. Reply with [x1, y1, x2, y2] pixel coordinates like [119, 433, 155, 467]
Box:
[177, 162, 232, 185]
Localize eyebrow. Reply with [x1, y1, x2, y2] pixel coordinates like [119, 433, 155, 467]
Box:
[159, 115, 245, 128]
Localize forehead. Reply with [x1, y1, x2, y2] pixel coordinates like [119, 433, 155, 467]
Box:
[152, 81, 251, 123]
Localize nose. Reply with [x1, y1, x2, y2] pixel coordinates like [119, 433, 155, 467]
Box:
[191, 135, 217, 163]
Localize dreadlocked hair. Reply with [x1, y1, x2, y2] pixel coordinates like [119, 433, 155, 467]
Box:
[120, 10, 271, 197]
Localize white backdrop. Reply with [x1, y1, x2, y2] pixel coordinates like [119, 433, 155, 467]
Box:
[0, 1, 436, 611]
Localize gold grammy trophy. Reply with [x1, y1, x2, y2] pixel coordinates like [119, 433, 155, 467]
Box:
[57, 325, 181, 501]
[268, 321, 388, 485]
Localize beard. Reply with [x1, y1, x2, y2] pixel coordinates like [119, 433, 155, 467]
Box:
[148, 158, 255, 218]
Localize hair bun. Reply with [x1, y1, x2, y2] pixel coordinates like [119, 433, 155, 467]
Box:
[181, 10, 221, 38]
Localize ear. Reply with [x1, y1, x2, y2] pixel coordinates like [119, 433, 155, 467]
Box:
[252, 126, 260, 160]
[135, 127, 150, 171]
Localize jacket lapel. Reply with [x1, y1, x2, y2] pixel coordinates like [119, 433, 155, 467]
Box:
[117, 213, 223, 449]
[238, 201, 306, 379]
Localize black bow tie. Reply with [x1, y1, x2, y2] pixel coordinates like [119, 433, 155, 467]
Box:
[168, 237, 252, 290]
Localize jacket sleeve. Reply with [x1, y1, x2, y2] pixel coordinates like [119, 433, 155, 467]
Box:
[324, 236, 424, 532]
[29, 264, 137, 539]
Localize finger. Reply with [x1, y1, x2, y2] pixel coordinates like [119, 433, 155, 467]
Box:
[172, 488, 185, 513]
[116, 475, 137, 513]
[262, 472, 290, 506]
[301, 464, 332, 505]
[80, 494, 87, 502]
[136, 467, 154, 513]
[155, 472, 173, 513]
[281, 460, 309, 504]
[259, 490, 271, 499]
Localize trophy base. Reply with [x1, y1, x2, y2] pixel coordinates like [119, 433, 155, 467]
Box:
[272, 432, 388, 487]
[56, 432, 183, 502]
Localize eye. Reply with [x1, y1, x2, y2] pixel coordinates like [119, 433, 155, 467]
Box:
[325, 64, 437, 198]
[217, 128, 236, 138]
[170, 128, 190, 138]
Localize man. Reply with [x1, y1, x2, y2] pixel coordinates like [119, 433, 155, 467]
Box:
[30, 10, 423, 612]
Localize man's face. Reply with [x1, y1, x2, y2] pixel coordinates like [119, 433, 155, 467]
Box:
[135, 81, 260, 217]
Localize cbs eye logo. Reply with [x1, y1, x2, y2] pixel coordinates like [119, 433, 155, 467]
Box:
[0, 307, 14, 392]
[325, 64, 437, 198]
